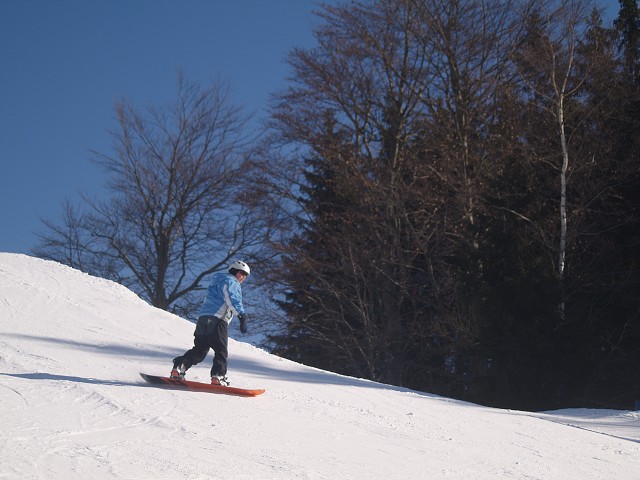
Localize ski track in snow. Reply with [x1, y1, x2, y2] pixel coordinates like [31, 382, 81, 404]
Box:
[0, 253, 638, 480]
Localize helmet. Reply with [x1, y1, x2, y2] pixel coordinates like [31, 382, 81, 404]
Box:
[228, 260, 250, 276]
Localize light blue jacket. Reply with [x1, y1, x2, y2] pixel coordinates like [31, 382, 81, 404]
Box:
[197, 272, 245, 324]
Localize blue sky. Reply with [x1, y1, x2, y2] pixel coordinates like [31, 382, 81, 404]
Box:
[0, 0, 623, 255]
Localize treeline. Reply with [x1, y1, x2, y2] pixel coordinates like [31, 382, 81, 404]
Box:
[35, 0, 639, 410]
[264, 0, 640, 410]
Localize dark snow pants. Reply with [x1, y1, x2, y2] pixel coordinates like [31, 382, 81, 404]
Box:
[173, 315, 229, 377]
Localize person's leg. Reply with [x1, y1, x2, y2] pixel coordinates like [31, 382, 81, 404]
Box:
[176, 335, 210, 368]
[172, 315, 217, 372]
[209, 320, 229, 378]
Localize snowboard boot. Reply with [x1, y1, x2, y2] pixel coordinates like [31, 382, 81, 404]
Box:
[170, 362, 186, 380]
[211, 375, 230, 386]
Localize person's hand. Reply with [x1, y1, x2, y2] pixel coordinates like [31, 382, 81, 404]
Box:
[238, 313, 248, 334]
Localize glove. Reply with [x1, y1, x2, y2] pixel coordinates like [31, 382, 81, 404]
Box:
[238, 313, 248, 334]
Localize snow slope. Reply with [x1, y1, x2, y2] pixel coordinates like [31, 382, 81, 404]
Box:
[0, 253, 638, 479]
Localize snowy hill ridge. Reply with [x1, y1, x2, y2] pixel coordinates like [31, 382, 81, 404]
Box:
[0, 253, 638, 479]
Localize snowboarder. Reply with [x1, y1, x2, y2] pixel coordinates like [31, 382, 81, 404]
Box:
[170, 260, 250, 386]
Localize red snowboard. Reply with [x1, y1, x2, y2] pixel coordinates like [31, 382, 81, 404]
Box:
[140, 373, 265, 397]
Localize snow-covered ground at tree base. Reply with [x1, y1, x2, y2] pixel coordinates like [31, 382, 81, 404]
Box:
[1, 253, 638, 479]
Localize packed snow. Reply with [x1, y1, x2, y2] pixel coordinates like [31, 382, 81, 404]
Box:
[0, 253, 638, 479]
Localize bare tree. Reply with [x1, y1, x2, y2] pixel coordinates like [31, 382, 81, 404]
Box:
[35, 72, 274, 316]
[410, 0, 524, 230]
[265, 0, 438, 383]
[266, 0, 525, 386]
[513, 0, 595, 318]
